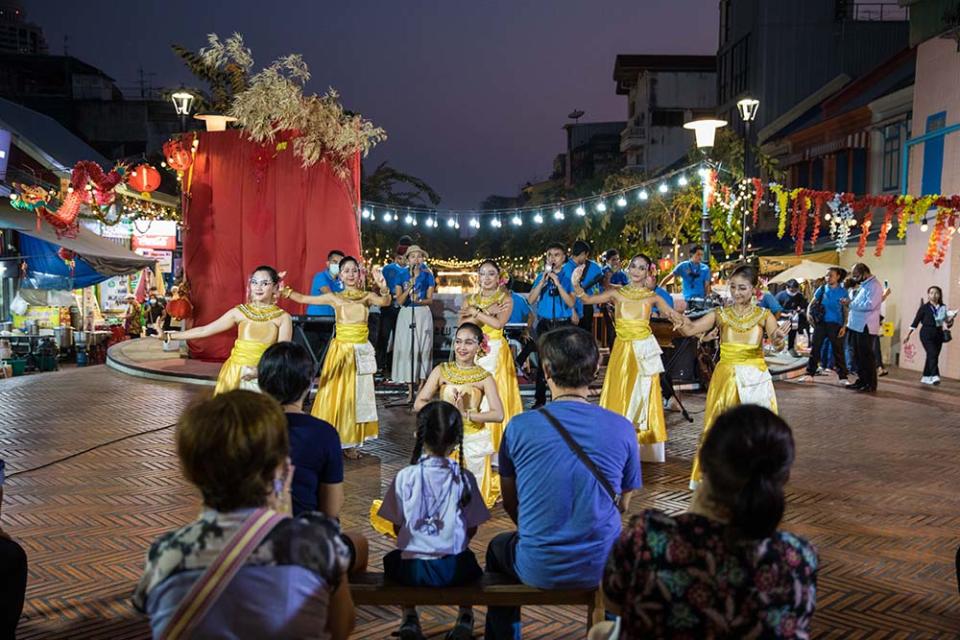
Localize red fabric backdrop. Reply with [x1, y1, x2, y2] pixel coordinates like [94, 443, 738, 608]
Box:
[183, 130, 360, 361]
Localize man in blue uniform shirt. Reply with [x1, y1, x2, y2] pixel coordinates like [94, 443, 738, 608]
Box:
[307, 250, 345, 316]
[659, 246, 711, 301]
[376, 237, 412, 373]
[562, 240, 603, 333]
[528, 243, 576, 407]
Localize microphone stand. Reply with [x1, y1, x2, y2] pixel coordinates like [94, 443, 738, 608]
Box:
[386, 284, 421, 408]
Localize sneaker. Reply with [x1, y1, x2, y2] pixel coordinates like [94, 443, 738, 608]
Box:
[920, 376, 932, 385]
[399, 615, 425, 640]
[446, 611, 475, 640]
[932, 376, 941, 385]
[878, 368, 890, 377]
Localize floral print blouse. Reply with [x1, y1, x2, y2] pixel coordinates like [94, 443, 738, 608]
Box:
[603, 509, 818, 639]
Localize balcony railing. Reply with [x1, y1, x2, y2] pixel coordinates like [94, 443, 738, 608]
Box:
[620, 126, 646, 152]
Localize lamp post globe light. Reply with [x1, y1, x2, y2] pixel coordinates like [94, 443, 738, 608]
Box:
[736, 98, 760, 259]
[683, 118, 727, 261]
[171, 89, 195, 132]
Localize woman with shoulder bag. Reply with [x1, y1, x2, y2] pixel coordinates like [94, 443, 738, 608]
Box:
[903, 285, 957, 385]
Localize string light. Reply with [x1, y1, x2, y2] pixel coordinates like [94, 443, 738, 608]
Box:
[404, 213, 414, 225]
[616, 195, 627, 207]
[678, 175, 688, 186]
[534, 212, 544, 224]
[658, 183, 669, 194]
[638, 190, 649, 201]
[470, 217, 480, 228]
[595, 201, 607, 213]
[921, 218, 929, 232]
[511, 213, 523, 226]
[361, 207, 371, 219]
[554, 209, 565, 220]
[383, 212, 393, 223]
[446, 216, 456, 228]
[574, 205, 585, 217]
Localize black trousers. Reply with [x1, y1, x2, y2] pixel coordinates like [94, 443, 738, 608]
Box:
[920, 327, 944, 377]
[578, 304, 594, 335]
[0, 536, 27, 638]
[533, 319, 571, 405]
[850, 327, 877, 390]
[376, 305, 399, 372]
[807, 322, 848, 379]
[484, 532, 522, 639]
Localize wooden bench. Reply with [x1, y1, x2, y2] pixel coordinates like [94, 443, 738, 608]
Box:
[350, 572, 605, 629]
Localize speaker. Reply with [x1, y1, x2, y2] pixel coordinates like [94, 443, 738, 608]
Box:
[661, 337, 698, 382]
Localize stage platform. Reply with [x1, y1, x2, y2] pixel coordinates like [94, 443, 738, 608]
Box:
[107, 338, 809, 391]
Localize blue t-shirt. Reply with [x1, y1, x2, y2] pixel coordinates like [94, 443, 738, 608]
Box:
[401, 267, 436, 307]
[499, 402, 642, 589]
[672, 260, 711, 300]
[531, 269, 574, 321]
[758, 292, 782, 315]
[562, 259, 603, 315]
[286, 413, 344, 516]
[509, 292, 531, 324]
[603, 266, 629, 287]
[814, 284, 848, 325]
[651, 286, 674, 315]
[382, 263, 409, 307]
[306, 270, 344, 316]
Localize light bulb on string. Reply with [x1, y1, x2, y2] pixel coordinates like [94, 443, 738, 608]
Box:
[616, 195, 627, 207]
[361, 207, 371, 219]
[595, 201, 607, 213]
[404, 214, 414, 225]
[424, 217, 434, 228]
[638, 190, 649, 201]
[534, 211, 544, 224]
[446, 216, 456, 228]
[490, 216, 499, 229]
[678, 175, 688, 186]
[921, 218, 929, 232]
[511, 213, 523, 226]
[383, 212, 393, 223]
[658, 183, 669, 194]
[554, 209, 565, 220]
[574, 205, 585, 217]
[470, 217, 480, 228]
[697, 167, 709, 178]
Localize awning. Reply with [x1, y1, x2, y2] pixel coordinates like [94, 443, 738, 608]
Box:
[759, 250, 839, 275]
[0, 204, 155, 277]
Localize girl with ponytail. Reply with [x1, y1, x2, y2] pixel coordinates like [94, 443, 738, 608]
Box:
[596, 405, 818, 639]
[374, 401, 491, 640]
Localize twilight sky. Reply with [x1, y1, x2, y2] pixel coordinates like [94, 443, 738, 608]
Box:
[38, 0, 717, 208]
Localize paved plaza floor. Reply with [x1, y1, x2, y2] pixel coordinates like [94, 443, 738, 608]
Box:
[2, 365, 959, 638]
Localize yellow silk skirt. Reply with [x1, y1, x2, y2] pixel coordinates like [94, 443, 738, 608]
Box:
[477, 328, 523, 451]
[370, 422, 498, 538]
[311, 323, 378, 448]
[213, 339, 270, 395]
[599, 320, 666, 445]
[690, 342, 778, 487]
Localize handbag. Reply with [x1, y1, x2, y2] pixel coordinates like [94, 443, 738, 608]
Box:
[160, 508, 285, 640]
[809, 288, 826, 325]
[538, 408, 624, 513]
[943, 329, 953, 343]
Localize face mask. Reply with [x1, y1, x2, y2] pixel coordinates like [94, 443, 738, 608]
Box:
[328, 263, 340, 277]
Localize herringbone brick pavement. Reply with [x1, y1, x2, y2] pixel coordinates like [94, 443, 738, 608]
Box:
[1, 366, 959, 637]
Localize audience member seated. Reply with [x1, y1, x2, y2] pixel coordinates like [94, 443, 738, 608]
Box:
[259, 341, 345, 518]
[133, 390, 368, 640]
[0, 459, 27, 639]
[376, 400, 490, 640]
[485, 325, 642, 639]
[593, 405, 818, 639]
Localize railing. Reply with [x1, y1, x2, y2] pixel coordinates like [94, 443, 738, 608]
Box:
[620, 126, 646, 152]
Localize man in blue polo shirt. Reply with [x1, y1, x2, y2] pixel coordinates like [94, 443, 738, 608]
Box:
[528, 243, 576, 408]
[306, 250, 345, 316]
[485, 326, 641, 639]
[660, 246, 711, 301]
[562, 240, 603, 333]
[805, 266, 849, 381]
[601, 249, 629, 287]
[376, 237, 412, 373]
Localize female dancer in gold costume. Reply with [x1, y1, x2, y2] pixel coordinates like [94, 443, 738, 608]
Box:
[283, 257, 392, 457]
[573, 254, 684, 462]
[168, 266, 292, 395]
[459, 260, 522, 451]
[676, 264, 787, 488]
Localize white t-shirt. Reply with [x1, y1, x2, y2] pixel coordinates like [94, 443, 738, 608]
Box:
[378, 457, 490, 559]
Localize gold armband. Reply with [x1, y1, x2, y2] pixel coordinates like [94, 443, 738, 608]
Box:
[280, 286, 293, 299]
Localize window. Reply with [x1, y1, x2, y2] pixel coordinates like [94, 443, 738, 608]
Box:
[921, 112, 946, 196]
[651, 110, 685, 127]
[881, 123, 902, 192]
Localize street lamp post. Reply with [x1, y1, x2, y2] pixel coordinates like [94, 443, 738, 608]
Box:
[171, 89, 196, 132]
[736, 98, 760, 260]
[683, 118, 727, 262]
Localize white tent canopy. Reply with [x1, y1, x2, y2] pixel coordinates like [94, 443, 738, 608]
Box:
[768, 259, 836, 284]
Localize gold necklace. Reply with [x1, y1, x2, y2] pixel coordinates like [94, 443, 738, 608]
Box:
[441, 362, 489, 384]
[237, 303, 284, 321]
[719, 304, 766, 332]
[472, 288, 505, 308]
[618, 285, 655, 300]
[338, 289, 367, 301]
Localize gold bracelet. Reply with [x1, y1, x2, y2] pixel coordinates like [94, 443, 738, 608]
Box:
[281, 286, 293, 299]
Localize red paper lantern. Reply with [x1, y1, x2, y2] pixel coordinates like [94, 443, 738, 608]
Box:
[162, 138, 193, 173]
[658, 257, 674, 273]
[127, 163, 161, 196]
[57, 247, 76, 261]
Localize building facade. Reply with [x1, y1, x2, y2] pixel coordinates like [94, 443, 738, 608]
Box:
[0, 1, 46, 55]
[612, 55, 716, 175]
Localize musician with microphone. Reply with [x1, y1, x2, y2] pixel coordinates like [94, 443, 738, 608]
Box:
[527, 243, 576, 408]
